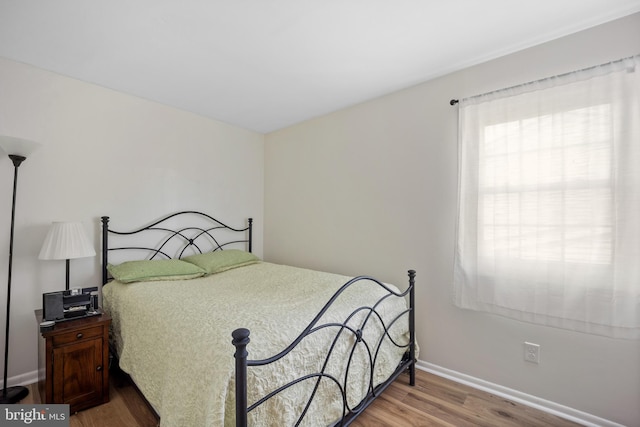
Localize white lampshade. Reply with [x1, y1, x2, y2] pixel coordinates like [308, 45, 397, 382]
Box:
[0, 135, 42, 158]
[39, 222, 96, 261]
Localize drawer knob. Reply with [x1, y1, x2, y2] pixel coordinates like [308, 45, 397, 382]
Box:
[76, 333, 83, 339]
[96, 365, 102, 371]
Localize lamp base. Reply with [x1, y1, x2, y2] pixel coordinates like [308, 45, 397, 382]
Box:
[0, 385, 29, 403]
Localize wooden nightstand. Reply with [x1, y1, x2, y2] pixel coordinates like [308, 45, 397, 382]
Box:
[35, 309, 111, 413]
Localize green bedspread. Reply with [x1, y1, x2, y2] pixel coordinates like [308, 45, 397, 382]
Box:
[103, 261, 412, 426]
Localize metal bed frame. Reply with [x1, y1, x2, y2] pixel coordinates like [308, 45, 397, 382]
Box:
[101, 211, 416, 427]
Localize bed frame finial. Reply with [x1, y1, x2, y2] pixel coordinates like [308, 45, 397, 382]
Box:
[408, 269, 416, 385]
[101, 216, 110, 285]
[248, 218, 253, 253]
[232, 328, 250, 427]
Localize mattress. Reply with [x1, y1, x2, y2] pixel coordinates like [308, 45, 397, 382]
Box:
[103, 261, 412, 426]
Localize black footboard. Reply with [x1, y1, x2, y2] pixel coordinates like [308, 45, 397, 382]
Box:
[233, 269, 416, 427]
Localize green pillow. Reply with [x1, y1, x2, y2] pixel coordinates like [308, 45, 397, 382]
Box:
[107, 259, 206, 283]
[182, 250, 259, 275]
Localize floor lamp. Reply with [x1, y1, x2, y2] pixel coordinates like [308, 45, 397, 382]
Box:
[0, 135, 41, 404]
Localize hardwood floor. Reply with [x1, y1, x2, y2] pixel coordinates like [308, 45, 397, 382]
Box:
[24, 368, 581, 426]
[350, 371, 581, 427]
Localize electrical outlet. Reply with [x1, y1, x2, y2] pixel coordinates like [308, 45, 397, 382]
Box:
[524, 342, 540, 364]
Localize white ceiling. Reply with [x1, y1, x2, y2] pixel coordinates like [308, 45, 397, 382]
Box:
[1, 1, 639, 133]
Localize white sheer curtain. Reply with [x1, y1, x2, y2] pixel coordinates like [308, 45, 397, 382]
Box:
[453, 55, 640, 339]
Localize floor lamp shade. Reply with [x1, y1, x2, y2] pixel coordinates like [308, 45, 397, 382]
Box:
[39, 222, 96, 290]
[0, 134, 41, 404]
[0, 135, 41, 158]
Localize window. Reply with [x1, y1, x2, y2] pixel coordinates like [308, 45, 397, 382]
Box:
[453, 56, 640, 339]
[480, 104, 613, 266]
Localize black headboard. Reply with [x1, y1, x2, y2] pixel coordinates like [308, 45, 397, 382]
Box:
[101, 211, 253, 284]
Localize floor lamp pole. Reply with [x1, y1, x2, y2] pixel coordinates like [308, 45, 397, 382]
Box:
[1, 154, 29, 403]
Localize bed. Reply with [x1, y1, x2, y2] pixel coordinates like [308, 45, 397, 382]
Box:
[100, 211, 416, 426]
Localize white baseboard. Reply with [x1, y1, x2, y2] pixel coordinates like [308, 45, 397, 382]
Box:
[416, 360, 623, 427]
[0, 369, 39, 389]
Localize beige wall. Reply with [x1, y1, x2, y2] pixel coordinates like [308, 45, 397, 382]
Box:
[0, 58, 264, 385]
[265, 13, 640, 426]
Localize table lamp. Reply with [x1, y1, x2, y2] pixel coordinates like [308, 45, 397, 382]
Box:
[39, 222, 96, 291]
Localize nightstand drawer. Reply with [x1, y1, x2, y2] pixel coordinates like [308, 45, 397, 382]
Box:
[52, 325, 104, 346]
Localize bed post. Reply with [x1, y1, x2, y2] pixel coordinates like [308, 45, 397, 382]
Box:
[248, 218, 253, 253]
[101, 216, 109, 285]
[408, 269, 416, 386]
[232, 328, 250, 427]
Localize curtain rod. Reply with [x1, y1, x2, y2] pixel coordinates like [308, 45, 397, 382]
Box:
[449, 53, 638, 106]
